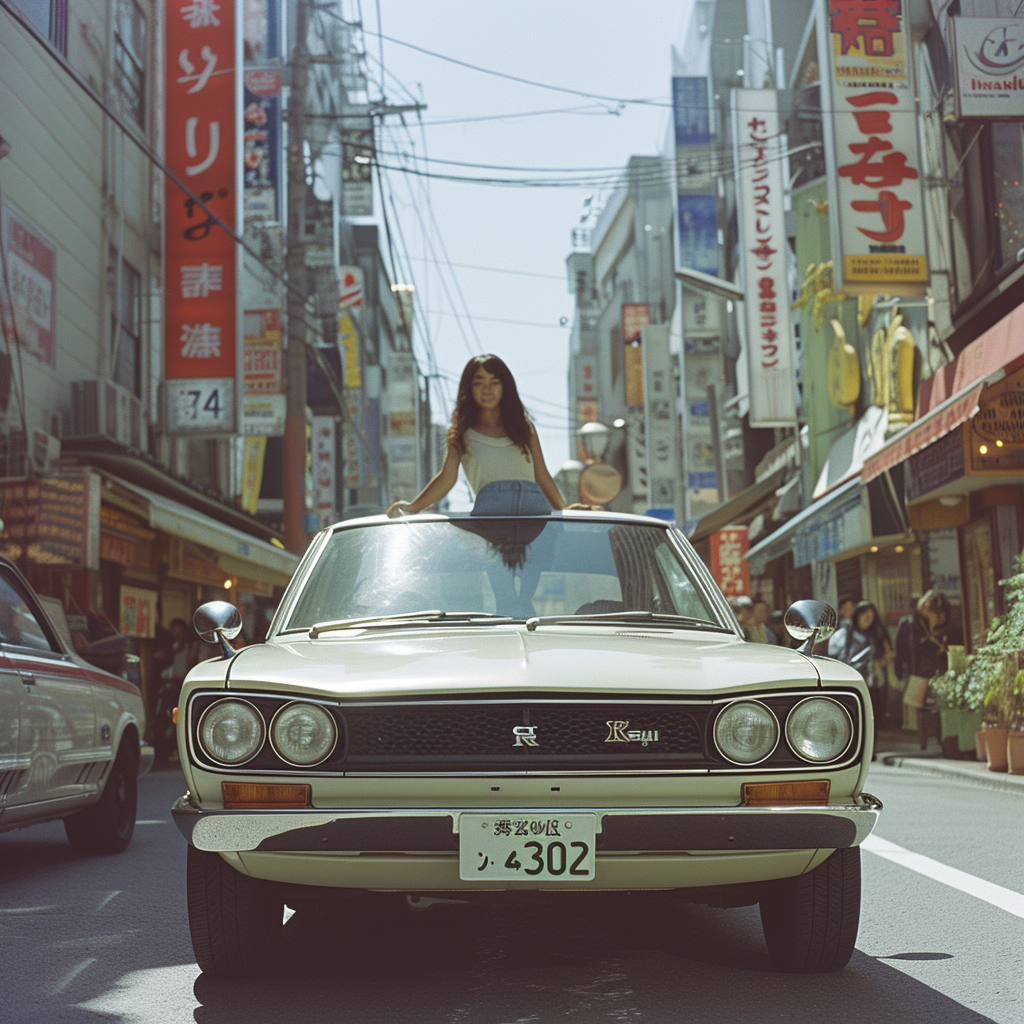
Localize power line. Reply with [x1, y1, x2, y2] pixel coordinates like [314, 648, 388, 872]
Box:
[424, 309, 569, 330]
[402, 254, 563, 281]
[414, 105, 624, 126]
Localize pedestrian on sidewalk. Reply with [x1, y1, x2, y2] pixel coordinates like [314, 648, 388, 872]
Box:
[896, 590, 951, 748]
[828, 600, 892, 729]
[386, 354, 574, 517]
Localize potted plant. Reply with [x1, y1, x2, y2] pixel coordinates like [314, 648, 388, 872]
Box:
[930, 648, 979, 759]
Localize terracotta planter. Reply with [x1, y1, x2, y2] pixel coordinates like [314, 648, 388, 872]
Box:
[975, 729, 987, 762]
[1008, 731, 1024, 776]
[985, 727, 1010, 772]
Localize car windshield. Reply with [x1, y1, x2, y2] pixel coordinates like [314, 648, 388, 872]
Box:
[283, 518, 721, 632]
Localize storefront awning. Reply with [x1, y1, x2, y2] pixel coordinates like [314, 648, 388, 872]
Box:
[745, 477, 866, 576]
[862, 382, 984, 483]
[687, 469, 788, 544]
[104, 475, 300, 588]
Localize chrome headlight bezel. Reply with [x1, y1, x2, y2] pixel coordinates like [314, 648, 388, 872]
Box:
[197, 698, 266, 766]
[785, 696, 855, 764]
[269, 701, 339, 767]
[713, 699, 781, 766]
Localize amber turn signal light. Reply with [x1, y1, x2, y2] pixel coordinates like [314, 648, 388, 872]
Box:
[743, 780, 830, 806]
[171, 707, 178, 725]
[221, 782, 312, 809]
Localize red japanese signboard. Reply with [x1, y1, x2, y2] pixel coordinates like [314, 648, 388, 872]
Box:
[818, 0, 928, 295]
[164, 0, 240, 432]
[709, 526, 750, 598]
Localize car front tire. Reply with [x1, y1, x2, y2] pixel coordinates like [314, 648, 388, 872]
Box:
[64, 736, 138, 855]
[187, 845, 284, 977]
[759, 846, 861, 973]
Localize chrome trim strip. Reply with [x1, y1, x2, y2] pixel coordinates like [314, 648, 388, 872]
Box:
[172, 795, 881, 852]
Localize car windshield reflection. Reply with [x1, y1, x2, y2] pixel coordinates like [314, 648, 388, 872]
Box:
[284, 519, 720, 632]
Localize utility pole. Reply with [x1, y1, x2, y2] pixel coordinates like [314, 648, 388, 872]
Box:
[284, 0, 311, 554]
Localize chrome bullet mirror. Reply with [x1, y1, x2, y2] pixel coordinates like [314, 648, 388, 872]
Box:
[194, 601, 243, 658]
[784, 600, 838, 653]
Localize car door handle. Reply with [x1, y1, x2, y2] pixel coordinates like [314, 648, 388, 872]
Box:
[20, 673, 35, 686]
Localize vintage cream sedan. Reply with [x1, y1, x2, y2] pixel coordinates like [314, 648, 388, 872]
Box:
[172, 511, 881, 977]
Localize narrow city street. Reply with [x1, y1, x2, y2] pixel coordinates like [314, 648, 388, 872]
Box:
[1, 765, 1019, 1024]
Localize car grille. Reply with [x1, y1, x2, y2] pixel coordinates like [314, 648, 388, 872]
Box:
[342, 701, 709, 771]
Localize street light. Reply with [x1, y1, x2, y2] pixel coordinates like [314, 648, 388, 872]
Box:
[577, 421, 611, 462]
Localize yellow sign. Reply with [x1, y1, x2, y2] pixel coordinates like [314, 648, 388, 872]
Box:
[624, 344, 644, 407]
[339, 314, 361, 388]
[240, 436, 267, 515]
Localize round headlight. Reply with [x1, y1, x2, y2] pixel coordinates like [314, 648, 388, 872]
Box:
[714, 701, 779, 764]
[786, 698, 853, 763]
[198, 700, 265, 765]
[270, 703, 337, 766]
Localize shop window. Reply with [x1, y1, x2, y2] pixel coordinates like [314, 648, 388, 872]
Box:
[12, 0, 67, 54]
[962, 517, 997, 651]
[991, 123, 1024, 277]
[113, 0, 147, 127]
[110, 255, 142, 397]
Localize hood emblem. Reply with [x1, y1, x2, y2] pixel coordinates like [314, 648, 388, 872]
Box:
[512, 725, 539, 748]
[605, 720, 660, 746]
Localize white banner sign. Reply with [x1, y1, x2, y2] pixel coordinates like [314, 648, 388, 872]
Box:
[817, 0, 929, 295]
[952, 18, 1024, 119]
[733, 89, 797, 427]
[311, 416, 336, 528]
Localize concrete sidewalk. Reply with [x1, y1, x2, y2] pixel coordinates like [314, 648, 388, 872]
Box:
[874, 729, 1024, 795]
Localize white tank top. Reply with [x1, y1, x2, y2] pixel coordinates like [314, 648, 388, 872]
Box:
[460, 429, 534, 494]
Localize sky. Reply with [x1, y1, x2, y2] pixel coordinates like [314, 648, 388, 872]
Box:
[359, 0, 694, 507]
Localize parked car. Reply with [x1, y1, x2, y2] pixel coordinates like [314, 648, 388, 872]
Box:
[172, 511, 881, 977]
[0, 556, 152, 853]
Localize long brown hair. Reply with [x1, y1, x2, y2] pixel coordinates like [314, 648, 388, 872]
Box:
[446, 354, 533, 457]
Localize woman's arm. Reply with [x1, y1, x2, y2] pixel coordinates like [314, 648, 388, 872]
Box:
[527, 425, 567, 510]
[386, 443, 460, 517]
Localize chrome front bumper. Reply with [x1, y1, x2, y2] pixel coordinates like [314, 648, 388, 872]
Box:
[172, 793, 882, 854]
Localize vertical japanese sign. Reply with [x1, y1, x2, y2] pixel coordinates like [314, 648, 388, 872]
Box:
[243, 69, 280, 222]
[817, 0, 928, 295]
[733, 90, 797, 427]
[0, 203, 57, 369]
[575, 397, 599, 462]
[621, 304, 649, 408]
[164, 0, 241, 433]
[672, 76, 718, 277]
[242, 309, 285, 435]
[641, 324, 681, 518]
[310, 416, 336, 527]
[710, 526, 750, 597]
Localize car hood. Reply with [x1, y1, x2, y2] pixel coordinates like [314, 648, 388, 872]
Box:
[223, 627, 823, 698]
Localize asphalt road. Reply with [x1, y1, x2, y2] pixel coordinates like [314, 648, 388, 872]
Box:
[0, 764, 1020, 1024]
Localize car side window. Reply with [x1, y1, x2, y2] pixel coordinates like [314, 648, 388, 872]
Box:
[0, 573, 55, 652]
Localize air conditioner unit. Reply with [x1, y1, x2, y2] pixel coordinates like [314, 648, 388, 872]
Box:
[68, 379, 145, 451]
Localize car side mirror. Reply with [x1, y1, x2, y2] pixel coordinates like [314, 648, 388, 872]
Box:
[784, 599, 838, 654]
[194, 601, 243, 659]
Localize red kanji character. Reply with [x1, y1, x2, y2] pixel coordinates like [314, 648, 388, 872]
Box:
[828, 1, 901, 57]
[762, 329, 778, 342]
[751, 240, 777, 261]
[846, 91, 899, 107]
[850, 189, 913, 242]
[747, 117, 766, 132]
[838, 138, 918, 188]
[758, 277, 775, 298]
[852, 109, 892, 134]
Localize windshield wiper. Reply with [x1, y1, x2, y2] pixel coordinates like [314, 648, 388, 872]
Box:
[309, 611, 515, 637]
[524, 610, 728, 633]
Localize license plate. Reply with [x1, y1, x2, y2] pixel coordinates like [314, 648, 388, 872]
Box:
[459, 814, 597, 881]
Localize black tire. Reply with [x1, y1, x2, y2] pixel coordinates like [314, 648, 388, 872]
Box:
[186, 844, 284, 977]
[759, 846, 861, 973]
[64, 735, 138, 855]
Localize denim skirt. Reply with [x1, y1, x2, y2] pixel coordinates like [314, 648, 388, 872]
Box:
[471, 480, 551, 516]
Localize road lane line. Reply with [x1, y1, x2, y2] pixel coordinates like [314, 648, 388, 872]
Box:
[863, 834, 1024, 919]
[52, 957, 96, 995]
[97, 891, 120, 911]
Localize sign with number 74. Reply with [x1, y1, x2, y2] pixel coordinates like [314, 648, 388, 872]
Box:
[166, 378, 235, 433]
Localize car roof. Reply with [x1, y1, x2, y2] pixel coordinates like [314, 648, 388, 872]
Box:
[325, 509, 676, 533]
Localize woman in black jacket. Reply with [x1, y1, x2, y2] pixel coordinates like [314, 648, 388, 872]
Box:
[828, 601, 892, 728]
[898, 590, 950, 727]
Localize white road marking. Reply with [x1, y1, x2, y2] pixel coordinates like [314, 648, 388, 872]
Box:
[134, 820, 167, 825]
[863, 834, 1024, 919]
[97, 891, 120, 911]
[52, 957, 96, 995]
[0, 906, 55, 914]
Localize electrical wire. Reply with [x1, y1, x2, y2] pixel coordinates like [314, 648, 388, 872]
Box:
[402, 255, 563, 281]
